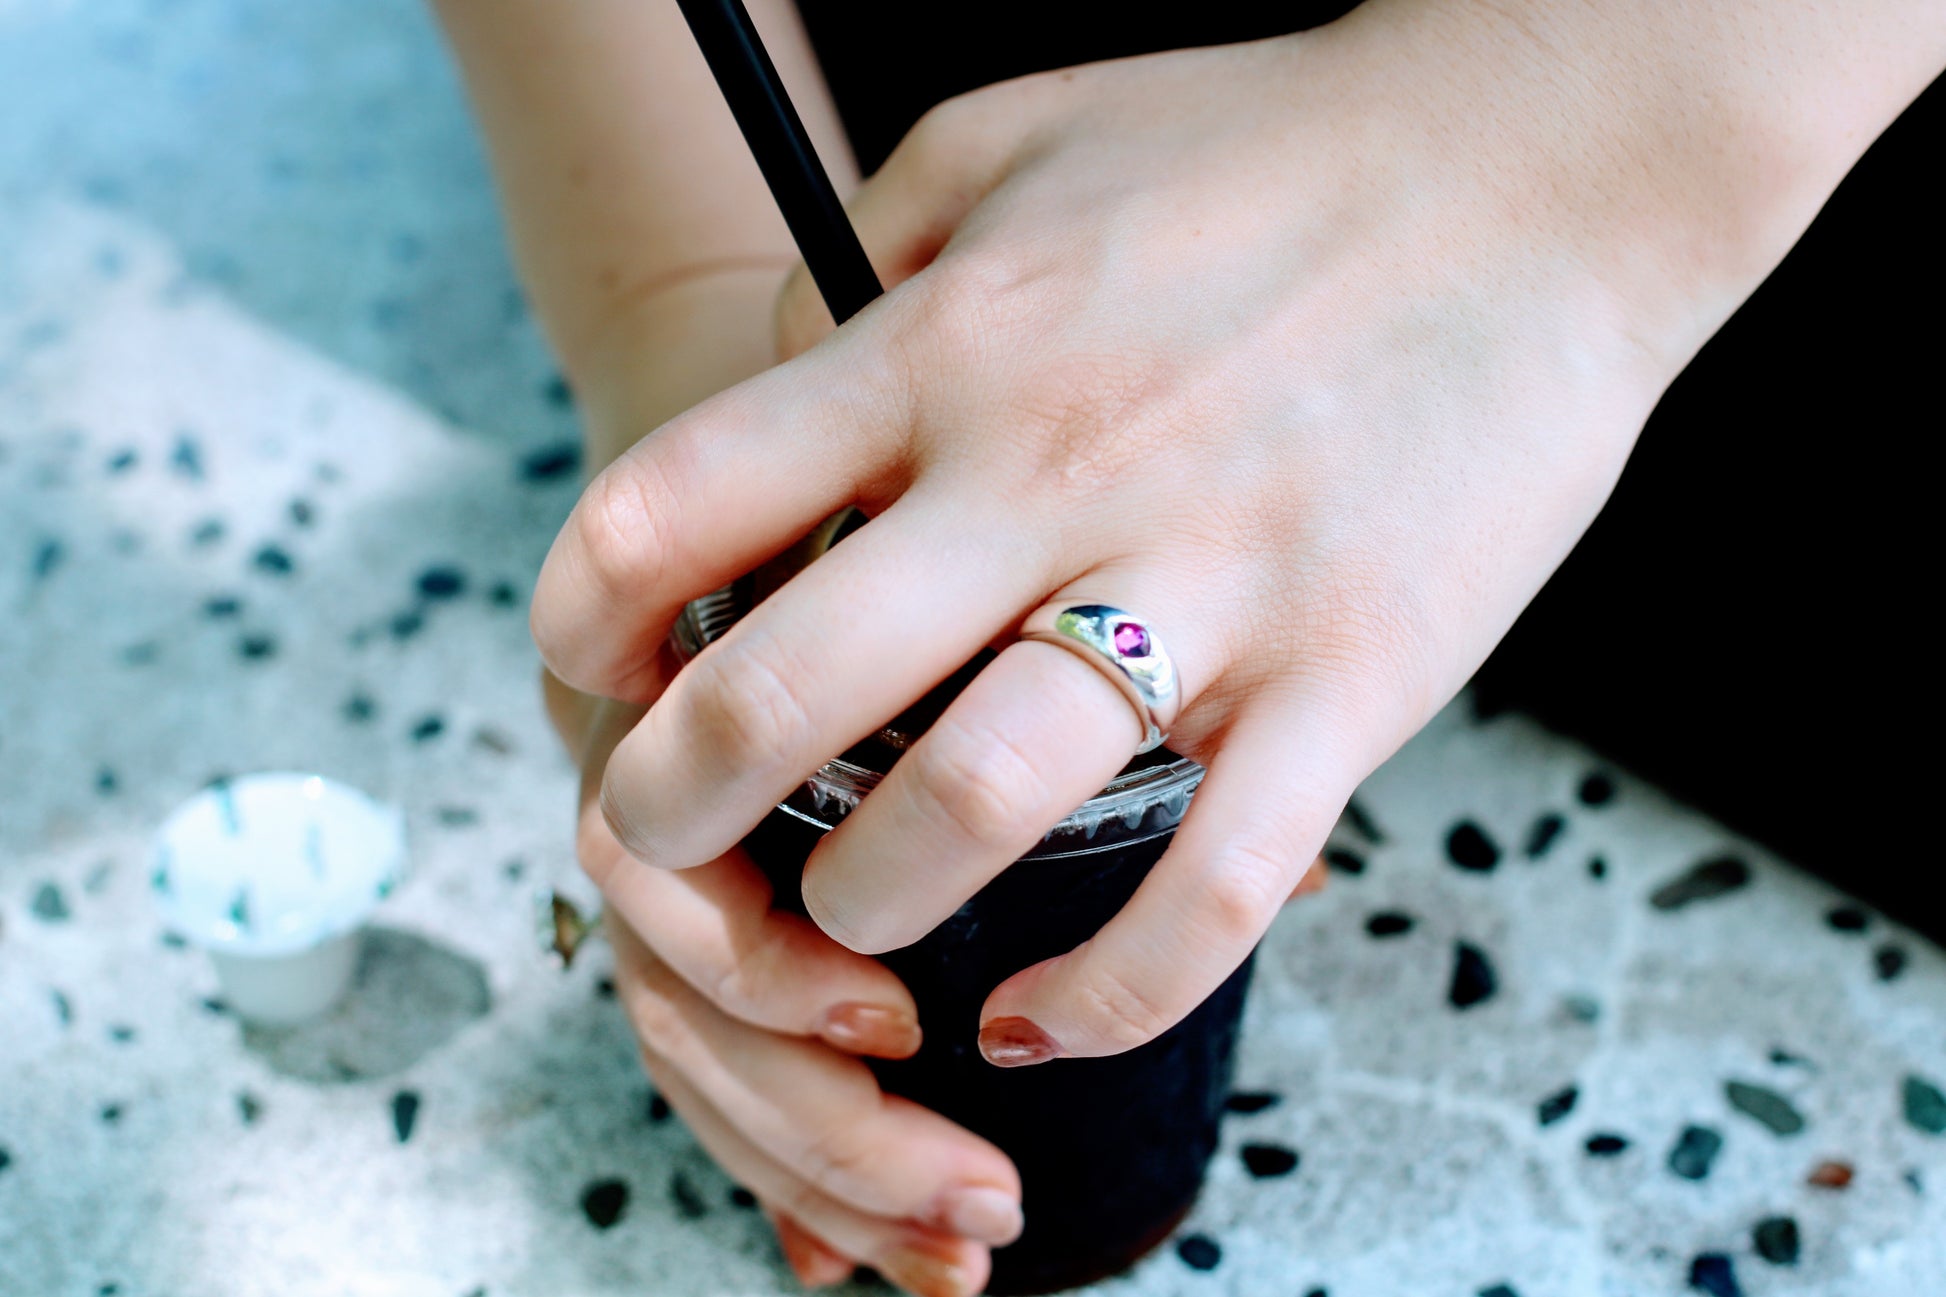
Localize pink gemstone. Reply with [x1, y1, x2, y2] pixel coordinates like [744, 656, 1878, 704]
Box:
[1112, 622, 1150, 657]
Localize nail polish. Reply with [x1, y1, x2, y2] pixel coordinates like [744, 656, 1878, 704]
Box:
[977, 1015, 1064, 1067]
[880, 1244, 977, 1297]
[932, 1184, 1024, 1246]
[819, 1001, 922, 1056]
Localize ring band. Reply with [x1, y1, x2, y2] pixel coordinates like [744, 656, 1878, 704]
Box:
[1020, 604, 1180, 754]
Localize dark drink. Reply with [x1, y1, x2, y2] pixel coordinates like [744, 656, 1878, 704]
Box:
[675, 591, 1255, 1294]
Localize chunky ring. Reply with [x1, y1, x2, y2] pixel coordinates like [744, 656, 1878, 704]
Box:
[1019, 604, 1181, 754]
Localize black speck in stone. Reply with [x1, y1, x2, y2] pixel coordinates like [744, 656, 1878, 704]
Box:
[1446, 820, 1500, 872]
[1588, 856, 1608, 880]
[95, 768, 118, 796]
[1240, 1143, 1299, 1178]
[2, 1146, 15, 1174]
[342, 693, 377, 723]
[1725, 1081, 1806, 1136]
[199, 996, 228, 1015]
[410, 715, 446, 743]
[99, 1102, 124, 1125]
[160, 930, 187, 950]
[106, 447, 138, 474]
[1324, 847, 1366, 876]
[188, 517, 225, 548]
[1649, 856, 1751, 910]
[170, 434, 204, 480]
[1688, 1253, 1743, 1297]
[203, 594, 242, 619]
[51, 990, 73, 1025]
[647, 1091, 672, 1123]
[1875, 945, 1908, 981]
[436, 806, 479, 827]
[1753, 1216, 1800, 1265]
[1824, 905, 1869, 933]
[472, 726, 515, 755]
[236, 632, 277, 661]
[1668, 1125, 1724, 1180]
[1585, 1133, 1629, 1156]
[1768, 1047, 1814, 1069]
[1902, 1075, 1946, 1135]
[580, 1178, 629, 1229]
[31, 537, 64, 583]
[1223, 1091, 1282, 1115]
[107, 1024, 135, 1044]
[1538, 1085, 1579, 1127]
[1341, 797, 1386, 844]
[238, 1091, 263, 1125]
[251, 544, 295, 577]
[1479, 1286, 1520, 1297]
[288, 497, 315, 527]
[1577, 772, 1616, 806]
[669, 1169, 709, 1219]
[1523, 812, 1565, 859]
[728, 1186, 757, 1209]
[1448, 941, 1497, 1009]
[120, 640, 160, 666]
[391, 1090, 421, 1143]
[595, 976, 616, 999]
[544, 374, 574, 408]
[1905, 1168, 1924, 1194]
[1365, 911, 1414, 938]
[98, 1285, 118, 1296]
[1303, 1290, 1328, 1297]
[31, 882, 70, 921]
[502, 858, 526, 882]
[1564, 994, 1602, 1024]
[417, 565, 467, 600]
[488, 580, 519, 609]
[389, 609, 425, 641]
[1175, 1234, 1222, 1271]
[519, 443, 581, 482]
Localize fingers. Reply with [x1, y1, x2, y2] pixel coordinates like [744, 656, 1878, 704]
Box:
[652, 1047, 989, 1297]
[797, 640, 1140, 956]
[774, 88, 1029, 361]
[770, 1209, 857, 1289]
[593, 849, 923, 1057]
[1287, 853, 1330, 902]
[608, 916, 1023, 1234]
[598, 486, 1049, 872]
[529, 339, 910, 702]
[976, 692, 1361, 1063]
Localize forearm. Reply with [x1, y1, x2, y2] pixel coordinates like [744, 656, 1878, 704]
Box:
[428, 0, 856, 461]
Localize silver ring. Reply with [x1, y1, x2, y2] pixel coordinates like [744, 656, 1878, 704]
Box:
[1019, 604, 1180, 754]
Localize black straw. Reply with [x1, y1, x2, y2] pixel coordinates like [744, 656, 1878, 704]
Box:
[674, 0, 882, 325]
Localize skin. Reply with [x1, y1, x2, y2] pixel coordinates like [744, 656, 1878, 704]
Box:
[437, 0, 1944, 1291]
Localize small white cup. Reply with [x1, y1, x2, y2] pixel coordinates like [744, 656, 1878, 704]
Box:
[151, 772, 407, 1026]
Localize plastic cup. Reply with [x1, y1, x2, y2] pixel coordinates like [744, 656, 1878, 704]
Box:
[150, 772, 407, 1026]
[675, 590, 1254, 1294]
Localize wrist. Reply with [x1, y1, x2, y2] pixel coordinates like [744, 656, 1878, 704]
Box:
[574, 263, 790, 473]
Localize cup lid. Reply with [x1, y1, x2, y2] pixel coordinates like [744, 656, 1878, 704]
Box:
[149, 772, 407, 957]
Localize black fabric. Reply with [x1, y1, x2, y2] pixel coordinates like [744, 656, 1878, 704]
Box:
[793, 3, 1943, 939]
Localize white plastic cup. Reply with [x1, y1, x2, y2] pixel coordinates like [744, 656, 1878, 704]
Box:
[151, 772, 407, 1025]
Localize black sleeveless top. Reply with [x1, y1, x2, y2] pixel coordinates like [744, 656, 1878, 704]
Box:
[794, 2, 1945, 939]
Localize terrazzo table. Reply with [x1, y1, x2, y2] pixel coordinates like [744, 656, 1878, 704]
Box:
[3, 2, 1944, 1294]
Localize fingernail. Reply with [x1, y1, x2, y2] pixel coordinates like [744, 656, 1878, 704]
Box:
[932, 1185, 1024, 1246]
[880, 1244, 978, 1297]
[820, 1002, 922, 1056]
[978, 1015, 1063, 1068]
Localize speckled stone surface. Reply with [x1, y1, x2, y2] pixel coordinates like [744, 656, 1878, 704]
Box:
[2, 3, 1944, 1296]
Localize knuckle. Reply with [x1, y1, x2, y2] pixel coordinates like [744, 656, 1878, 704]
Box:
[538, 458, 684, 689]
[620, 975, 692, 1059]
[907, 718, 1045, 851]
[1195, 839, 1292, 946]
[683, 632, 819, 774]
[792, 1119, 881, 1203]
[1076, 964, 1178, 1051]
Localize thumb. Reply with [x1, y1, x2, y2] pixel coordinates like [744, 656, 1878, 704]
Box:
[773, 87, 1036, 361]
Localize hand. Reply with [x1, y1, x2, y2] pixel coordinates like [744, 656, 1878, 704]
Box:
[532, 4, 1737, 1069]
[544, 278, 1023, 1297]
